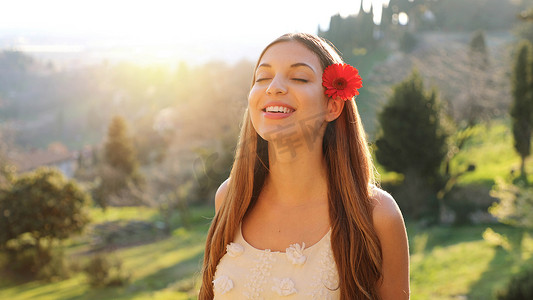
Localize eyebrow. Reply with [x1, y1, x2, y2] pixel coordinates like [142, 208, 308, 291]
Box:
[257, 62, 316, 73]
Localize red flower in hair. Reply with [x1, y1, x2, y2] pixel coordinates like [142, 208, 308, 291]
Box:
[322, 63, 363, 101]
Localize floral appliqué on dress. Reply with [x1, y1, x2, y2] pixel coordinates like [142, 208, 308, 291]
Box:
[213, 228, 340, 299]
[226, 242, 244, 257]
[286, 243, 306, 265]
[244, 249, 275, 299]
[307, 246, 339, 299]
[213, 275, 234, 295]
[272, 277, 297, 296]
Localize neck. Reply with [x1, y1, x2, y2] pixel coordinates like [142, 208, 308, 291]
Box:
[263, 137, 329, 207]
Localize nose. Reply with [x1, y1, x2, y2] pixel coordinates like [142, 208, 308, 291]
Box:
[266, 76, 287, 95]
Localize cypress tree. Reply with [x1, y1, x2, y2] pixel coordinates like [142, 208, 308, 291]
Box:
[465, 30, 491, 125]
[375, 69, 447, 183]
[375, 70, 448, 220]
[470, 30, 487, 52]
[469, 30, 489, 67]
[511, 40, 533, 179]
[104, 115, 138, 176]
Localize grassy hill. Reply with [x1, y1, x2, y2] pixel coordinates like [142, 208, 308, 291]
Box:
[376, 117, 533, 186]
[2, 206, 531, 300]
[1, 118, 533, 299]
[0, 206, 211, 300]
[450, 119, 533, 186]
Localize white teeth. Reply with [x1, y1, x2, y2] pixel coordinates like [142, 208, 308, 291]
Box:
[265, 106, 293, 113]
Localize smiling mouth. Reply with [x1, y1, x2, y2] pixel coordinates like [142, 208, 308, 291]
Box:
[262, 106, 295, 113]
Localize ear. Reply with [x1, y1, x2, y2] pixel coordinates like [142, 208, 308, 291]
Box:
[325, 97, 345, 122]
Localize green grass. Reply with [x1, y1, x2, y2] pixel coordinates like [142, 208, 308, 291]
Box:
[3, 117, 533, 299]
[2, 204, 533, 300]
[0, 206, 214, 300]
[449, 119, 533, 186]
[409, 224, 533, 299]
[375, 118, 533, 187]
[88, 206, 160, 223]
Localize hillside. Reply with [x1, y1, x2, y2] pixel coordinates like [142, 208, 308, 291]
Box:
[2, 115, 533, 299]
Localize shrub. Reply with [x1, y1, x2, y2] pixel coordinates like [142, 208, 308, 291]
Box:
[1, 240, 71, 281]
[84, 253, 130, 288]
[497, 265, 533, 300]
[482, 228, 511, 251]
[0, 167, 91, 247]
[445, 184, 495, 225]
[0, 167, 90, 279]
[490, 179, 533, 229]
[89, 220, 166, 251]
[3, 241, 50, 278]
[36, 249, 71, 281]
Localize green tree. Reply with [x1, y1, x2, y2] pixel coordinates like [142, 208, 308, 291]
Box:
[0, 167, 90, 246]
[94, 115, 143, 209]
[104, 115, 138, 175]
[469, 30, 489, 70]
[375, 70, 448, 219]
[318, 13, 377, 64]
[511, 40, 533, 179]
[0, 167, 90, 275]
[375, 70, 447, 182]
[463, 30, 492, 125]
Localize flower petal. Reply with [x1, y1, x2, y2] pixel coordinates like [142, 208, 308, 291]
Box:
[322, 63, 363, 101]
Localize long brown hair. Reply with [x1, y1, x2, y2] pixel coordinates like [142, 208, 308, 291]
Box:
[199, 33, 382, 299]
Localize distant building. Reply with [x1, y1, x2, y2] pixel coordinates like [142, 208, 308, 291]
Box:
[9, 146, 79, 177]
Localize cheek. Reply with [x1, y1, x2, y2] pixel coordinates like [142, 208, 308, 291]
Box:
[315, 84, 329, 108]
[316, 84, 327, 101]
[302, 86, 328, 109]
[247, 88, 261, 130]
[247, 86, 261, 106]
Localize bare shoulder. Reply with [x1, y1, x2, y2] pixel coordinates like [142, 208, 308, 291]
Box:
[370, 187, 405, 227]
[215, 177, 230, 213]
[371, 186, 410, 299]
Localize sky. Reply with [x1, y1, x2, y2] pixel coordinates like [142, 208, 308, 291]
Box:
[0, 0, 391, 65]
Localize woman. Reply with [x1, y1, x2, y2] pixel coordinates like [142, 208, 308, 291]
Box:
[199, 33, 409, 299]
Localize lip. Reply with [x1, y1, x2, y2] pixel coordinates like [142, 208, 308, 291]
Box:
[261, 101, 296, 111]
[261, 101, 296, 120]
[262, 111, 294, 119]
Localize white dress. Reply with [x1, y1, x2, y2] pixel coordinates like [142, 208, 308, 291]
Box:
[213, 225, 340, 299]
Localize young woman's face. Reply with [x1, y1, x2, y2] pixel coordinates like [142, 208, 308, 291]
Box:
[248, 41, 331, 146]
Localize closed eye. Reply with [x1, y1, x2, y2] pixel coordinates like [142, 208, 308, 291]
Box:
[255, 78, 271, 82]
[292, 78, 308, 83]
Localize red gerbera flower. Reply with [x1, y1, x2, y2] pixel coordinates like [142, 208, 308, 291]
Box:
[322, 63, 363, 101]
